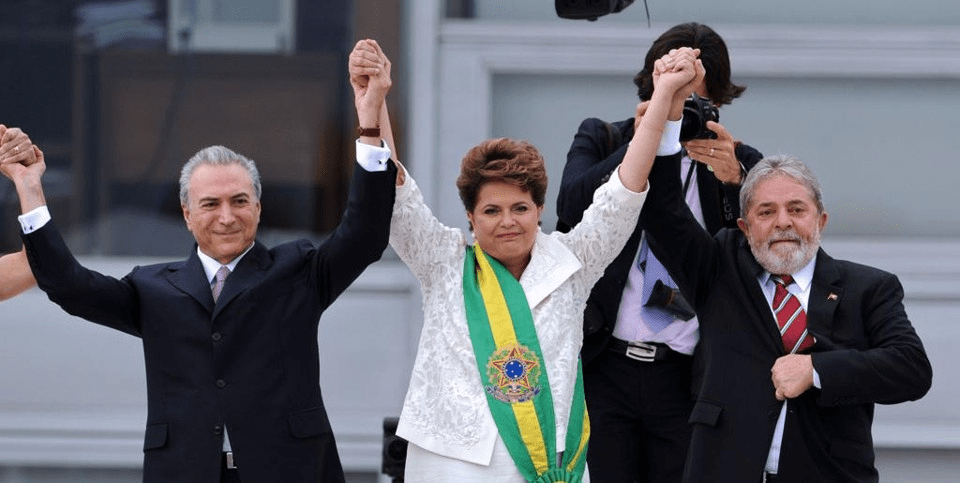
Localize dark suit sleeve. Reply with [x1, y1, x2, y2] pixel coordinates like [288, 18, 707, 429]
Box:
[308, 160, 398, 309]
[22, 221, 142, 336]
[639, 153, 722, 310]
[556, 118, 629, 231]
[812, 270, 932, 406]
[719, 142, 764, 226]
[648, 141, 763, 299]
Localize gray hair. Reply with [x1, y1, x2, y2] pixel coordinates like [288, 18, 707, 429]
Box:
[740, 154, 824, 215]
[179, 145, 262, 206]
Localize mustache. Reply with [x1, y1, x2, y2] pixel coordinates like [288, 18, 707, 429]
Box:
[767, 230, 801, 246]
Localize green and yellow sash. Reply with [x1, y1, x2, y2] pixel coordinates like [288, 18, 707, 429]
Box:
[463, 244, 589, 482]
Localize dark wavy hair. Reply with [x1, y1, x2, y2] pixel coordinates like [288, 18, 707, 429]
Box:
[456, 138, 548, 213]
[633, 22, 745, 106]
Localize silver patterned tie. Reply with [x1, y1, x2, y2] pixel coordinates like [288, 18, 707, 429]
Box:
[211, 266, 230, 302]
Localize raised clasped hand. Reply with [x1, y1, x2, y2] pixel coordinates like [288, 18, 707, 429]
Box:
[632, 100, 651, 134]
[652, 47, 702, 95]
[348, 39, 392, 114]
[0, 125, 41, 180]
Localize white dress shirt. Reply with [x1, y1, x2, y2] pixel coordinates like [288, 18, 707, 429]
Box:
[612, 119, 703, 355]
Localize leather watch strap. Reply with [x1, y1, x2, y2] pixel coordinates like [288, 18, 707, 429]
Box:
[358, 126, 381, 137]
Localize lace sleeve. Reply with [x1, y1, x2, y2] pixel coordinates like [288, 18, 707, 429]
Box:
[389, 175, 467, 282]
[557, 168, 646, 285]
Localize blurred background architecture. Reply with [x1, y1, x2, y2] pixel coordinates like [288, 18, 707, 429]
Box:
[1, 1, 958, 481]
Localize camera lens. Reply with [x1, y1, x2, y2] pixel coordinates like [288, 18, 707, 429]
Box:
[679, 95, 719, 142]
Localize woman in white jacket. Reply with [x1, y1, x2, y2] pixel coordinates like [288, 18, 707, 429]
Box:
[350, 40, 704, 482]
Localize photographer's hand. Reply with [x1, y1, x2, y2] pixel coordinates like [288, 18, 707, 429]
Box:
[632, 101, 650, 135]
[684, 121, 744, 184]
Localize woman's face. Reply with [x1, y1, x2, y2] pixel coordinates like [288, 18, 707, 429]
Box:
[466, 180, 543, 276]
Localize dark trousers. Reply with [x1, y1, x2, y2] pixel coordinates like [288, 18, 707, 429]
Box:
[584, 345, 695, 483]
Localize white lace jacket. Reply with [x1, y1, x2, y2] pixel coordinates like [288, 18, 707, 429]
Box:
[391, 169, 647, 466]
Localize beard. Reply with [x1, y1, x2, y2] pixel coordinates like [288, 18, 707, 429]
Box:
[748, 226, 821, 275]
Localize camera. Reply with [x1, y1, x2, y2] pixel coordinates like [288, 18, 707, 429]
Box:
[644, 280, 696, 321]
[555, 0, 634, 21]
[679, 94, 719, 142]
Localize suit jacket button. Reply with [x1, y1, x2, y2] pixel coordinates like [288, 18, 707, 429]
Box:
[216, 379, 226, 388]
[213, 425, 223, 435]
[212, 332, 222, 341]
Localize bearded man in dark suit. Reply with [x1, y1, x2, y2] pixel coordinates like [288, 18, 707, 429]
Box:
[641, 149, 932, 482]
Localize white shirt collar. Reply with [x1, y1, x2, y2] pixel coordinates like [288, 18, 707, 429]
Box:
[765, 252, 817, 293]
[197, 243, 255, 283]
[757, 252, 819, 310]
[756, 252, 818, 309]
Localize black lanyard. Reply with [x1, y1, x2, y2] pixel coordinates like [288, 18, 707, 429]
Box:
[681, 150, 696, 197]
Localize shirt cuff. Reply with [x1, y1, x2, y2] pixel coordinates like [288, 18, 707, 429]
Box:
[813, 367, 821, 389]
[656, 119, 682, 156]
[355, 139, 391, 172]
[18, 206, 51, 234]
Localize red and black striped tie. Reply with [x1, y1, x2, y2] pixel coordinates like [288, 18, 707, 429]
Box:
[771, 274, 814, 353]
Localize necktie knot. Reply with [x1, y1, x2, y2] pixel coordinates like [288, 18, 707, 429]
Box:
[772, 274, 794, 287]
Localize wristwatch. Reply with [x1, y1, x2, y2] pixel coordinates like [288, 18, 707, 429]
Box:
[358, 126, 381, 137]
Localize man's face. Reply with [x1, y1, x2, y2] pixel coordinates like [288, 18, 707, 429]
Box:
[182, 163, 261, 264]
[465, 180, 543, 276]
[737, 174, 828, 275]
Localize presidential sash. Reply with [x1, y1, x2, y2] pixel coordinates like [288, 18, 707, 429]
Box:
[463, 244, 589, 482]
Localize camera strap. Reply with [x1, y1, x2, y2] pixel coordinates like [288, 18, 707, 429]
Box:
[681, 150, 697, 197]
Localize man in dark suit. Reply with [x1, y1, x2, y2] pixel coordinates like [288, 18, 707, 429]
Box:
[556, 23, 762, 482]
[641, 145, 933, 480]
[0, 40, 397, 482]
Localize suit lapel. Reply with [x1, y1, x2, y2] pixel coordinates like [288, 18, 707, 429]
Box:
[167, 248, 216, 313]
[807, 248, 843, 344]
[736, 241, 843, 353]
[212, 241, 270, 319]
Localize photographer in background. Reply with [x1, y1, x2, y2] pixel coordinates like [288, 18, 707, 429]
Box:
[555, 22, 763, 482]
